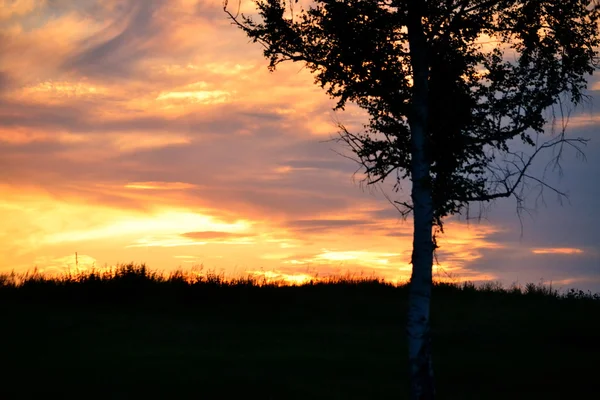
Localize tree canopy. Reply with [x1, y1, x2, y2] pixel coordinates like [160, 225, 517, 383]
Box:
[227, 0, 599, 228]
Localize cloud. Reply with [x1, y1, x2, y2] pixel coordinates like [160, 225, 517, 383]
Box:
[62, 1, 166, 78]
[286, 218, 375, 232]
[0, 0, 41, 21]
[124, 181, 198, 190]
[531, 248, 584, 255]
[465, 245, 600, 291]
[182, 231, 251, 240]
[0, 70, 12, 94]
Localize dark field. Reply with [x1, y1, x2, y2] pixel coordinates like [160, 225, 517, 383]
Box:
[1, 264, 598, 399]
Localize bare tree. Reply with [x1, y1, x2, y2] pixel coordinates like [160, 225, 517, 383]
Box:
[224, 0, 600, 398]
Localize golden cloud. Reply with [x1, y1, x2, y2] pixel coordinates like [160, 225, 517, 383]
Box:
[531, 248, 584, 255]
[124, 182, 198, 190]
[0, 0, 43, 20]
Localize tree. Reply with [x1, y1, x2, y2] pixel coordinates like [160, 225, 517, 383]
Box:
[223, 0, 600, 398]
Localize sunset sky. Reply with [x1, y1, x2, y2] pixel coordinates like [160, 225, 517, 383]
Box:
[1, 0, 599, 292]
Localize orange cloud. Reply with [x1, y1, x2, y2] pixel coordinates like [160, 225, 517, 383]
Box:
[0, 0, 43, 20]
[531, 248, 584, 255]
[125, 182, 198, 190]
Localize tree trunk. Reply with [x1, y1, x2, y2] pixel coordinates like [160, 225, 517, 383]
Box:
[406, 1, 435, 399]
[407, 148, 435, 400]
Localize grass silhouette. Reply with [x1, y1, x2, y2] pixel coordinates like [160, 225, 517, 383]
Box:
[1, 263, 598, 399]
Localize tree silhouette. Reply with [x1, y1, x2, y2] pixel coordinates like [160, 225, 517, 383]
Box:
[224, 0, 600, 398]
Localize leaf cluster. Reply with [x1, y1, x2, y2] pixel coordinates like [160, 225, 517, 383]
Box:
[226, 0, 599, 227]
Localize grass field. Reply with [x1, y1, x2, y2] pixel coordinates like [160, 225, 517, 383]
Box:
[1, 264, 598, 399]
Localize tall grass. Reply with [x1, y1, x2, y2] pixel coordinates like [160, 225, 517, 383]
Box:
[1, 262, 597, 306]
[1, 263, 598, 399]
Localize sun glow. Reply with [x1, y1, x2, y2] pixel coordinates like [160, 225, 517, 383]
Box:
[45, 211, 252, 245]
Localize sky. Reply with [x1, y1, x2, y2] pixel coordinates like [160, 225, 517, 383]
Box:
[0, 0, 599, 292]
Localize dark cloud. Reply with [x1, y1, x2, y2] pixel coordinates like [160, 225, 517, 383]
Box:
[0, 98, 298, 136]
[200, 187, 352, 218]
[194, 0, 224, 21]
[383, 231, 413, 238]
[287, 219, 372, 227]
[0, 70, 12, 94]
[0, 140, 72, 155]
[0, 100, 92, 131]
[465, 246, 600, 292]
[239, 110, 286, 122]
[284, 158, 360, 175]
[285, 219, 375, 233]
[63, 1, 167, 79]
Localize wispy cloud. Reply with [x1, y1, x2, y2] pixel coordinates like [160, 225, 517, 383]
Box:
[124, 181, 198, 190]
[531, 248, 584, 255]
[182, 231, 252, 240]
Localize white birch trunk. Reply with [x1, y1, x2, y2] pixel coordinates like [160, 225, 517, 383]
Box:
[406, 1, 435, 399]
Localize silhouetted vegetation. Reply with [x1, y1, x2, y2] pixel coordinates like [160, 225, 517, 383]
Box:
[1, 263, 598, 399]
